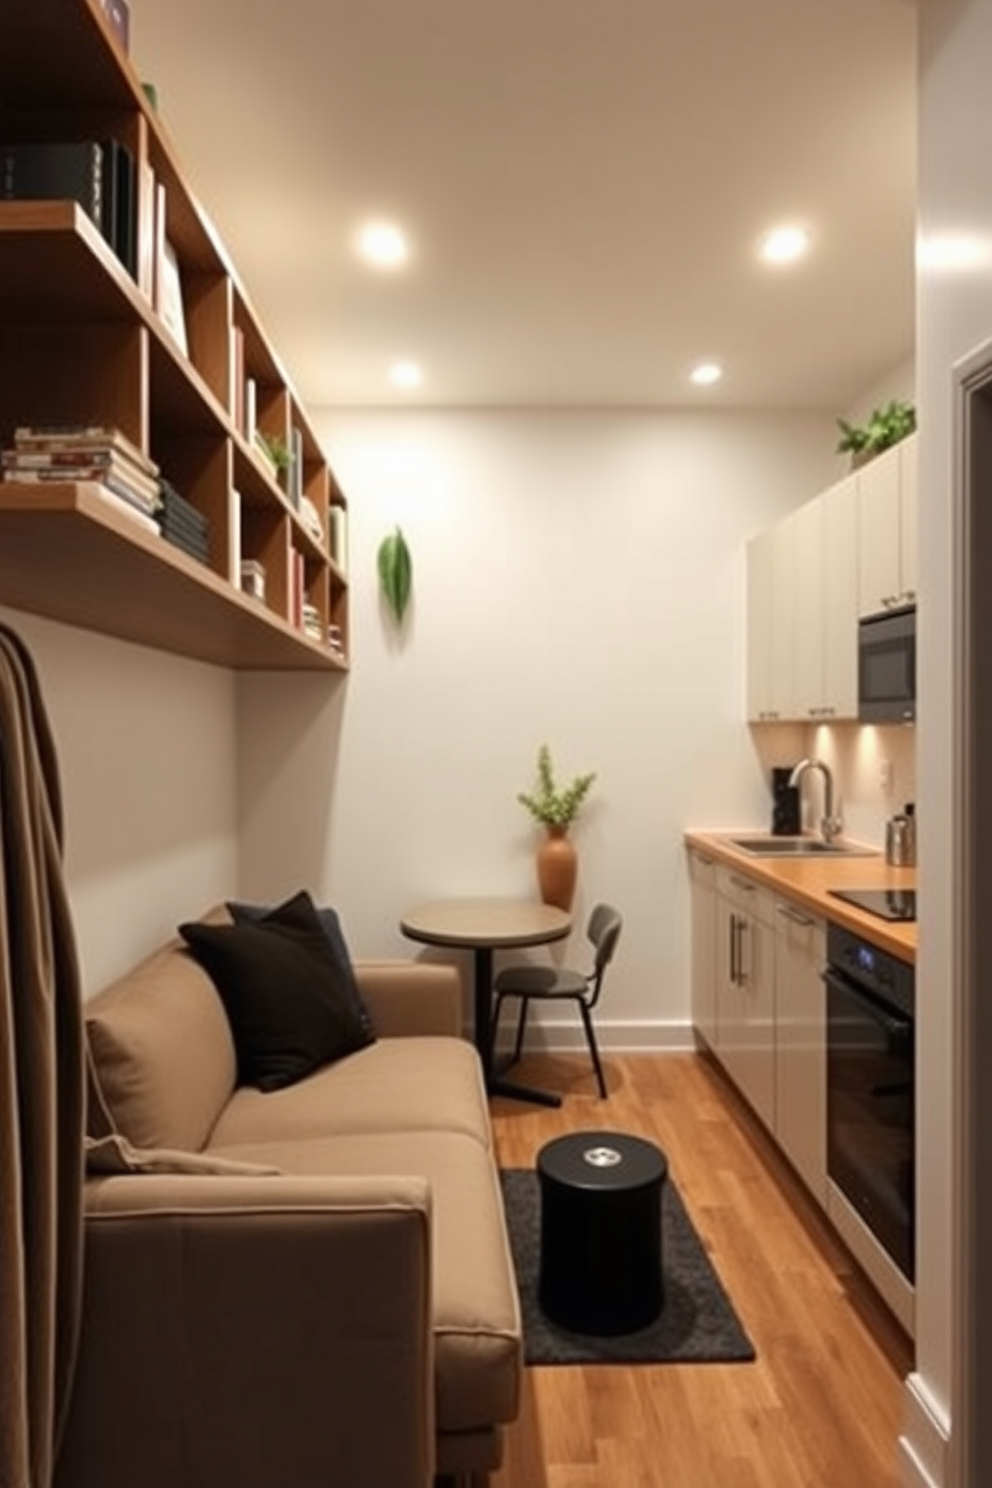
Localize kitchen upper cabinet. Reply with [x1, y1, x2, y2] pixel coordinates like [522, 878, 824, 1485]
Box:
[790, 474, 859, 721]
[688, 847, 718, 1050]
[773, 897, 827, 1206]
[715, 867, 776, 1131]
[746, 520, 795, 722]
[857, 433, 918, 617]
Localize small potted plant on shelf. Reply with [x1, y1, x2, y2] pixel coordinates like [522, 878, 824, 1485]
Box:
[836, 399, 916, 468]
[517, 744, 596, 911]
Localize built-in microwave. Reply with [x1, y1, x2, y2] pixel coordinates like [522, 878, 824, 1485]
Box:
[858, 605, 916, 724]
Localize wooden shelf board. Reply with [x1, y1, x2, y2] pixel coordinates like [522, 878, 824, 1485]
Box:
[0, 484, 347, 672]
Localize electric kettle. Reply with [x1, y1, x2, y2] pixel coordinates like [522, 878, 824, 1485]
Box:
[885, 803, 917, 867]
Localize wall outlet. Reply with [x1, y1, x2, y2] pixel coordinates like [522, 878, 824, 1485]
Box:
[879, 758, 894, 793]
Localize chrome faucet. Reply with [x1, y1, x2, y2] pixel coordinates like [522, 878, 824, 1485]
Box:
[788, 758, 842, 843]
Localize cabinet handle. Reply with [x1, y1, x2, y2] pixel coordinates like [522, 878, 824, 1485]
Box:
[730, 874, 755, 894]
[777, 903, 816, 928]
[736, 918, 748, 985]
[728, 913, 738, 985]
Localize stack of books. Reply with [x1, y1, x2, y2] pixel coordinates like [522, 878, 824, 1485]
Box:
[302, 602, 323, 643]
[2, 424, 161, 534]
[1, 138, 138, 279]
[158, 480, 210, 565]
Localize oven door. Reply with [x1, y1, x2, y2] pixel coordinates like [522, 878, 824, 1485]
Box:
[858, 605, 916, 724]
[824, 965, 915, 1281]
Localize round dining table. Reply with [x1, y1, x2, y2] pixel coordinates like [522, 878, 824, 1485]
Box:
[399, 895, 571, 1106]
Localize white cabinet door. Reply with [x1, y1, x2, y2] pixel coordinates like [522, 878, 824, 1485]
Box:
[857, 435, 917, 616]
[746, 527, 775, 721]
[746, 519, 795, 721]
[688, 849, 718, 1050]
[715, 868, 776, 1132]
[789, 497, 825, 721]
[773, 899, 827, 1205]
[820, 472, 859, 719]
[899, 433, 918, 606]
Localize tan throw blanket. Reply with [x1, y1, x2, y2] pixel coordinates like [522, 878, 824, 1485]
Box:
[0, 624, 84, 1488]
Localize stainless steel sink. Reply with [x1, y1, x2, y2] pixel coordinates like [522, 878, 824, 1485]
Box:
[726, 836, 877, 857]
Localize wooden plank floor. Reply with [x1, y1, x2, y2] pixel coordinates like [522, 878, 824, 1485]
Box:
[488, 1050, 913, 1488]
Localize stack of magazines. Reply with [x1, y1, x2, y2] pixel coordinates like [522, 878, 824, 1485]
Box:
[2, 424, 161, 534]
[158, 479, 210, 564]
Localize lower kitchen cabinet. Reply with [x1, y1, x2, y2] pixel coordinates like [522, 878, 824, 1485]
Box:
[688, 847, 718, 1050]
[715, 866, 776, 1132]
[773, 897, 827, 1205]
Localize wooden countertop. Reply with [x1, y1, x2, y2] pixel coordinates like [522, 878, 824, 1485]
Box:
[684, 829, 916, 964]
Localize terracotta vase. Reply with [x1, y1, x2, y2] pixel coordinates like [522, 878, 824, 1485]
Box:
[536, 827, 578, 911]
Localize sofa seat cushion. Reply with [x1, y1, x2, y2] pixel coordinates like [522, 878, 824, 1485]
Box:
[208, 1036, 491, 1151]
[208, 1129, 521, 1435]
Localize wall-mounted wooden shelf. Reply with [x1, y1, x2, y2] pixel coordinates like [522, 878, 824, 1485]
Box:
[0, 0, 349, 673]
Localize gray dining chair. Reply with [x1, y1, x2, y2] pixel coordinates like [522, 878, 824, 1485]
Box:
[490, 902, 622, 1099]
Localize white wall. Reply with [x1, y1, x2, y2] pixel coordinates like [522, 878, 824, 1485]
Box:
[909, 2, 992, 1485]
[0, 606, 239, 995]
[238, 407, 839, 1044]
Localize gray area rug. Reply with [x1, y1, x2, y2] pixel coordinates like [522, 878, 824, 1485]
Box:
[499, 1168, 756, 1366]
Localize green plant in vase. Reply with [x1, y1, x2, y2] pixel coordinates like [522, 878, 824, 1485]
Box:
[517, 745, 596, 911]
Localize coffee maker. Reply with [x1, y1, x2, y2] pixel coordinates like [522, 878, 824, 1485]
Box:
[770, 766, 801, 836]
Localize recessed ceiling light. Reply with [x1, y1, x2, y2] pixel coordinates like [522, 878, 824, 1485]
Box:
[356, 221, 409, 268]
[690, 361, 723, 387]
[758, 225, 811, 265]
[390, 360, 423, 389]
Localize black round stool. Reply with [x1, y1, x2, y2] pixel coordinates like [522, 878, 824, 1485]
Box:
[537, 1130, 667, 1335]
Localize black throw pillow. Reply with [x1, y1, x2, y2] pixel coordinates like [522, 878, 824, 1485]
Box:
[179, 891, 375, 1092]
[227, 891, 373, 1042]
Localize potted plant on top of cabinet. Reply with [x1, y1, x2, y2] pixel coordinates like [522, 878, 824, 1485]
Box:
[835, 399, 916, 468]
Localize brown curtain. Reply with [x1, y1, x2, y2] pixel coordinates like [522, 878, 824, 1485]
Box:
[0, 624, 84, 1488]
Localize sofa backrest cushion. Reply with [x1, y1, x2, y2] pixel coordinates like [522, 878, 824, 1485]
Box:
[86, 936, 238, 1152]
[178, 891, 376, 1092]
[228, 893, 373, 1042]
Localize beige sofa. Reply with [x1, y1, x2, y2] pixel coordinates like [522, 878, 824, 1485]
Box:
[56, 914, 522, 1488]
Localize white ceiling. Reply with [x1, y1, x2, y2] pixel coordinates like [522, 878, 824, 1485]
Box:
[127, 0, 918, 412]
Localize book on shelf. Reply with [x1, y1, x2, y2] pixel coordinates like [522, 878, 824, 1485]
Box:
[244, 377, 257, 444]
[240, 559, 266, 603]
[230, 327, 246, 433]
[299, 494, 324, 545]
[227, 487, 242, 584]
[92, 485, 160, 537]
[288, 425, 304, 510]
[101, 138, 137, 278]
[329, 504, 348, 572]
[1, 139, 137, 279]
[13, 423, 156, 473]
[290, 550, 305, 629]
[1, 139, 105, 234]
[156, 239, 187, 355]
[136, 158, 156, 300]
[4, 466, 161, 517]
[3, 448, 160, 504]
[161, 529, 210, 565]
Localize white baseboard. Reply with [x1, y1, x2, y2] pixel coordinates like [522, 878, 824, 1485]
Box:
[899, 1372, 950, 1488]
[492, 1018, 696, 1054]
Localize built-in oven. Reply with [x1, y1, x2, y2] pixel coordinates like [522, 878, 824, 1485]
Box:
[858, 604, 916, 724]
[824, 923, 915, 1286]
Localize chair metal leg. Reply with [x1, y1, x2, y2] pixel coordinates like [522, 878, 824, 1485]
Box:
[578, 999, 608, 1098]
[512, 997, 529, 1065]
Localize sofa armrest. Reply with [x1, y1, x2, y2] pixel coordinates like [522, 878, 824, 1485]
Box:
[354, 959, 462, 1037]
[57, 1174, 435, 1488]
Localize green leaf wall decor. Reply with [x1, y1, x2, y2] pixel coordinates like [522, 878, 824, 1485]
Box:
[377, 525, 413, 624]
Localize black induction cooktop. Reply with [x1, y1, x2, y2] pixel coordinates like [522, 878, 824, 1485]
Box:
[827, 887, 917, 923]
